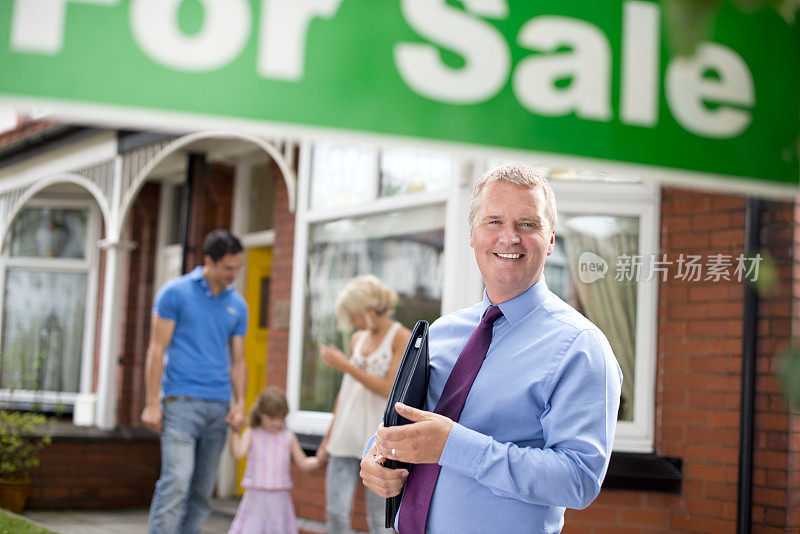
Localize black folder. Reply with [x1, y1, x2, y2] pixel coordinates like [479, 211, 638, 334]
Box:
[382, 320, 429, 528]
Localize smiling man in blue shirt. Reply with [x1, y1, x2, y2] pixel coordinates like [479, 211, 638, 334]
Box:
[142, 229, 248, 534]
[360, 164, 623, 533]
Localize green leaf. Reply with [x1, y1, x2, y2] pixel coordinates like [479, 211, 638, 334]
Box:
[781, 346, 800, 409]
[0, 410, 51, 479]
[664, 0, 724, 56]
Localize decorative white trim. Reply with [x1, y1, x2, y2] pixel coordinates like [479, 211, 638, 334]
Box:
[286, 141, 312, 423]
[94, 156, 125, 429]
[0, 172, 112, 249]
[117, 131, 297, 243]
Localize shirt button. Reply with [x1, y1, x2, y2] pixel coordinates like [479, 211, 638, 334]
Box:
[206, 291, 212, 297]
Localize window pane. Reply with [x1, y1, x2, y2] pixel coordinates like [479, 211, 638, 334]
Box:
[247, 163, 276, 233]
[259, 277, 270, 329]
[0, 269, 87, 393]
[301, 204, 445, 412]
[550, 215, 639, 421]
[310, 143, 376, 209]
[379, 149, 452, 197]
[10, 208, 88, 259]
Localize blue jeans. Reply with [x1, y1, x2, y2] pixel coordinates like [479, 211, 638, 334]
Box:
[326, 455, 393, 534]
[148, 397, 229, 534]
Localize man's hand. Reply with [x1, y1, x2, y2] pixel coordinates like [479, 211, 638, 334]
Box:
[360, 442, 408, 498]
[375, 403, 454, 464]
[141, 404, 162, 433]
[226, 404, 246, 432]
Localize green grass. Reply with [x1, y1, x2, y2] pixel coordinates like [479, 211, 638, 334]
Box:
[0, 508, 54, 534]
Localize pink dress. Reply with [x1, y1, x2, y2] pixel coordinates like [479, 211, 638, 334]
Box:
[228, 428, 298, 534]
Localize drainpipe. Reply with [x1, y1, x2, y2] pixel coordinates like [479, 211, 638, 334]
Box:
[736, 197, 761, 534]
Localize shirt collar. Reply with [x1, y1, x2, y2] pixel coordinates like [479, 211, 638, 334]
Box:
[481, 278, 551, 327]
[188, 266, 233, 293]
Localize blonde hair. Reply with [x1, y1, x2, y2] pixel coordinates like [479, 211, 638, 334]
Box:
[335, 275, 398, 330]
[248, 386, 289, 427]
[468, 164, 557, 231]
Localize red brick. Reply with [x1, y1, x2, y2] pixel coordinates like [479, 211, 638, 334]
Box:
[689, 463, 726, 482]
[704, 481, 737, 501]
[704, 518, 736, 532]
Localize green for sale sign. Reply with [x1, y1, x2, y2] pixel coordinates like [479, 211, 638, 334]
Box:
[0, 0, 797, 186]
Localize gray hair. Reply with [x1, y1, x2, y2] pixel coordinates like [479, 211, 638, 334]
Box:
[468, 164, 557, 230]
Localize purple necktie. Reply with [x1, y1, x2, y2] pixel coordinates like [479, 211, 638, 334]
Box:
[397, 305, 504, 534]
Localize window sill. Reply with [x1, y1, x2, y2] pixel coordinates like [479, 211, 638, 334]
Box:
[604, 452, 682, 493]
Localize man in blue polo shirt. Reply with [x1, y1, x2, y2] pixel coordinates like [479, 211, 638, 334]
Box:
[142, 229, 249, 534]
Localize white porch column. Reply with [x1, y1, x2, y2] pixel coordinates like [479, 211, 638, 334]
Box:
[93, 238, 133, 429]
[94, 155, 127, 429]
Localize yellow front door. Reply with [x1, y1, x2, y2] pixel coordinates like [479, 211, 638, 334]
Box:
[237, 246, 272, 494]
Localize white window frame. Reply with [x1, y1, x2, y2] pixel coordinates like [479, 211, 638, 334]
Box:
[231, 156, 277, 250]
[288, 145, 659, 453]
[0, 197, 101, 413]
[550, 178, 660, 453]
[286, 141, 473, 435]
[153, 173, 186, 298]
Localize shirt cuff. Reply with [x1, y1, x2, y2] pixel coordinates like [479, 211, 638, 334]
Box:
[363, 435, 376, 458]
[438, 422, 492, 477]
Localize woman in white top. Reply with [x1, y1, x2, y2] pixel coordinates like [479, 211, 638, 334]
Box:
[318, 275, 411, 534]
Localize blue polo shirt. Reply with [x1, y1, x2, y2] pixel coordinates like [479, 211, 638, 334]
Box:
[154, 266, 248, 402]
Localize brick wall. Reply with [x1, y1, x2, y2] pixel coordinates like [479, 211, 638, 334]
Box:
[789, 201, 800, 529]
[292, 466, 370, 530]
[117, 182, 160, 426]
[267, 157, 294, 389]
[564, 188, 797, 533]
[28, 432, 160, 509]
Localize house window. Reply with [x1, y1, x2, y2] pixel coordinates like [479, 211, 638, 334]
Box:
[485, 161, 658, 451]
[0, 201, 99, 410]
[301, 204, 445, 412]
[289, 143, 453, 428]
[547, 215, 640, 422]
[291, 151, 658, 452]
[547, 175, 658, 452]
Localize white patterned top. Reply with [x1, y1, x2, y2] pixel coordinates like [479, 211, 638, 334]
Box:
[326, 322, 402, 458]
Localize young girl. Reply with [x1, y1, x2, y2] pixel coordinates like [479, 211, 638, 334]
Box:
[228, 386, 321, 534]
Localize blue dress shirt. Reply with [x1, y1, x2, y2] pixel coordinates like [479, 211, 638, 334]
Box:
[395, 279, 622, 533]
